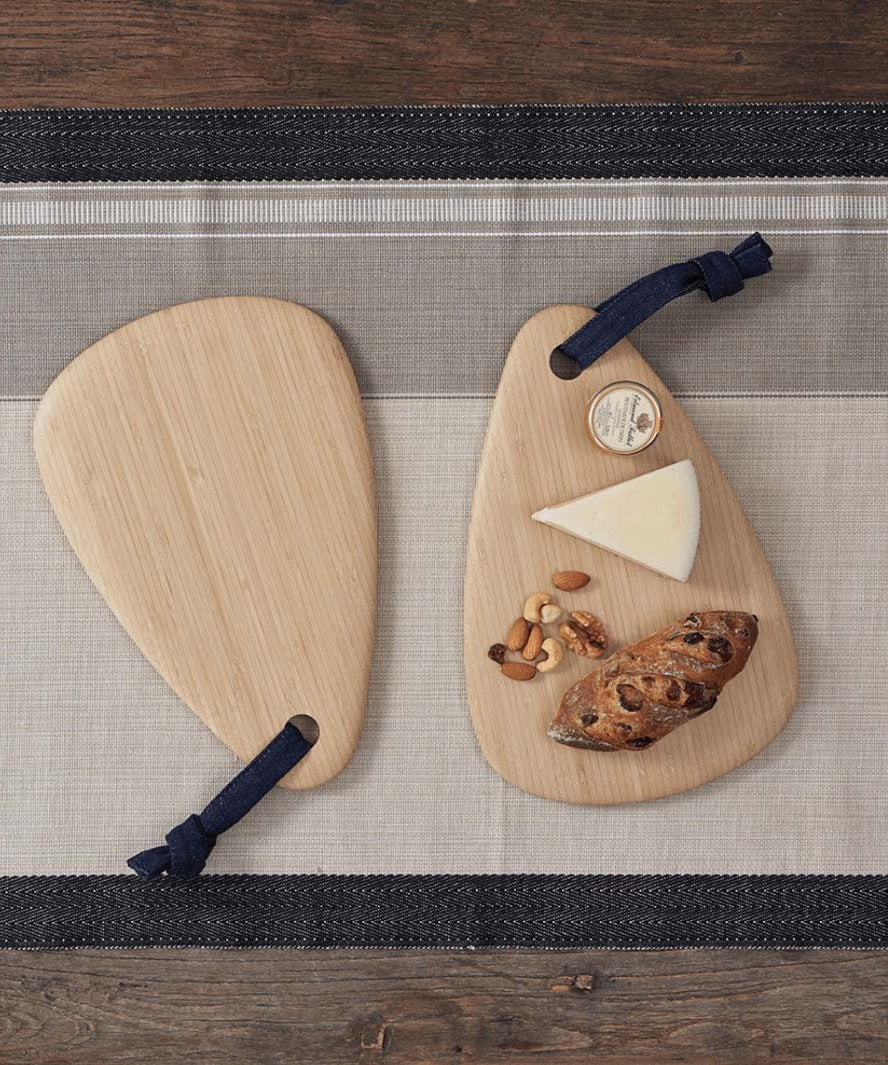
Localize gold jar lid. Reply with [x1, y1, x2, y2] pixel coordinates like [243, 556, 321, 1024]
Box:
[585, 380, 662, 455]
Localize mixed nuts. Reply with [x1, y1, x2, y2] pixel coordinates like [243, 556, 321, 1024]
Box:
[537, 637, 563, 672]
[487, 643, 508, 665]
[522, 623, 544, 661]
[559, 611, 608, 659]
[506, 616, 531, 651]
[488, 569, 609, 681]
[501, 661, 537, 682]
[552, 570, 591, 592]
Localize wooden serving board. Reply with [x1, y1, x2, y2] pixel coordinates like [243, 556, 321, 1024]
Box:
[464, 306, 798, 804]
[34, 297, 376, 790]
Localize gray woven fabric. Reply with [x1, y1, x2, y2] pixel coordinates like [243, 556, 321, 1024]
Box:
[1, 179, 886, 875]
[2, 180, 888, 398]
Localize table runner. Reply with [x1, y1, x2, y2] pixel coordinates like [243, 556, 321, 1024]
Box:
[1, 106, 887, 949]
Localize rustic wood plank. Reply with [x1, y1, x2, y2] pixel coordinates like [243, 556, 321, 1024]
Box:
[1, 948, 887, 1064]
[0, 0, 886, 108]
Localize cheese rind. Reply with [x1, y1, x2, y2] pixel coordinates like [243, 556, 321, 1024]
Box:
[532, 459, 701, 582]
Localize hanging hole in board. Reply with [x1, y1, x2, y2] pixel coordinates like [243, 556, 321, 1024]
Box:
[549, 347, 582, 380]
[290, 714, 320, 747]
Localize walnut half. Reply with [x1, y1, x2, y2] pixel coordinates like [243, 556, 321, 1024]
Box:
[559, 611, 608, 659]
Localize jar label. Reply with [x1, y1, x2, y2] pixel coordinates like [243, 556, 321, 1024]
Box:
[588, 383, 660, 454]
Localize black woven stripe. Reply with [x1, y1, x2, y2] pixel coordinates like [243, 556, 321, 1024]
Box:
[1, 105, 888, 182]
[1, 874, 886, 949]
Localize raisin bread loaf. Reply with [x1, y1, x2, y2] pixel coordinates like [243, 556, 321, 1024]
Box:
[548, 610, 758, 751]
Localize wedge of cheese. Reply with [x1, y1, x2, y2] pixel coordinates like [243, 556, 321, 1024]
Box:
[532, 459, 701, 582]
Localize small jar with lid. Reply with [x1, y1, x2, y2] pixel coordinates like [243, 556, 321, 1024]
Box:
[585, 380, 662, 456]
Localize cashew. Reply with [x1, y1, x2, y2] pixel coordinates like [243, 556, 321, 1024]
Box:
[540, 602, 563, 624]
[537, 637, 564, 672]
[523, 592, 552, 623]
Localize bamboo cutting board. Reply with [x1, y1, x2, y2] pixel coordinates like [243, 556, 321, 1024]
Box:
[464, 306, 798, 804]
[34, 297, 376, 790]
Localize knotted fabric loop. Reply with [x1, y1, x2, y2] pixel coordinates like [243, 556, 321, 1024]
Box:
[691, 250, 744, 301]
[128, 720, 313, 879]
[555, 232, 773, 373]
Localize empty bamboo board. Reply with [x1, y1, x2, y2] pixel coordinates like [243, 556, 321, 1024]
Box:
[34, 297, 376, 790]
[464, 306, 797, 804]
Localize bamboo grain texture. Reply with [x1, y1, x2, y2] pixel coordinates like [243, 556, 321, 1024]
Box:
[464, 306, 798, 804]
[33, 297, 376, 789]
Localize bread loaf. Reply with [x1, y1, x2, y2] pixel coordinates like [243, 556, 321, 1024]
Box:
[548, 610, 758, 751]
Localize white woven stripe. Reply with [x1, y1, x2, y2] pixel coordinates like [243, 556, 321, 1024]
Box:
[2, 396, 886, 876]
[10, 177, 888, 190]
[5, 190, 888, 228]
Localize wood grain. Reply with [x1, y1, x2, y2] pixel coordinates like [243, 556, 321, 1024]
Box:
[465, 306, 797, 804]
[0, 0, 887, 107]
[34, 297, 376, 789]
[2, 947, 887, 1064]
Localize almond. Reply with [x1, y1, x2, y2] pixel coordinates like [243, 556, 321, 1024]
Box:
[522, 623, 543, 661]
[506, 616, 531, 651]
[501, 661, 536, 681]
[552, 570, 591, 592]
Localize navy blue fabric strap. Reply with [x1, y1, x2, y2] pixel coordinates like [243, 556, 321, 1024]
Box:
[555, 233, 773, 372]
[128, 721, 313, 879]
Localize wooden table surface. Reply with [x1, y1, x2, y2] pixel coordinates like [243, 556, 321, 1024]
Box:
[2, 2, 887, 1063]
[1, 0, 887, 106]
